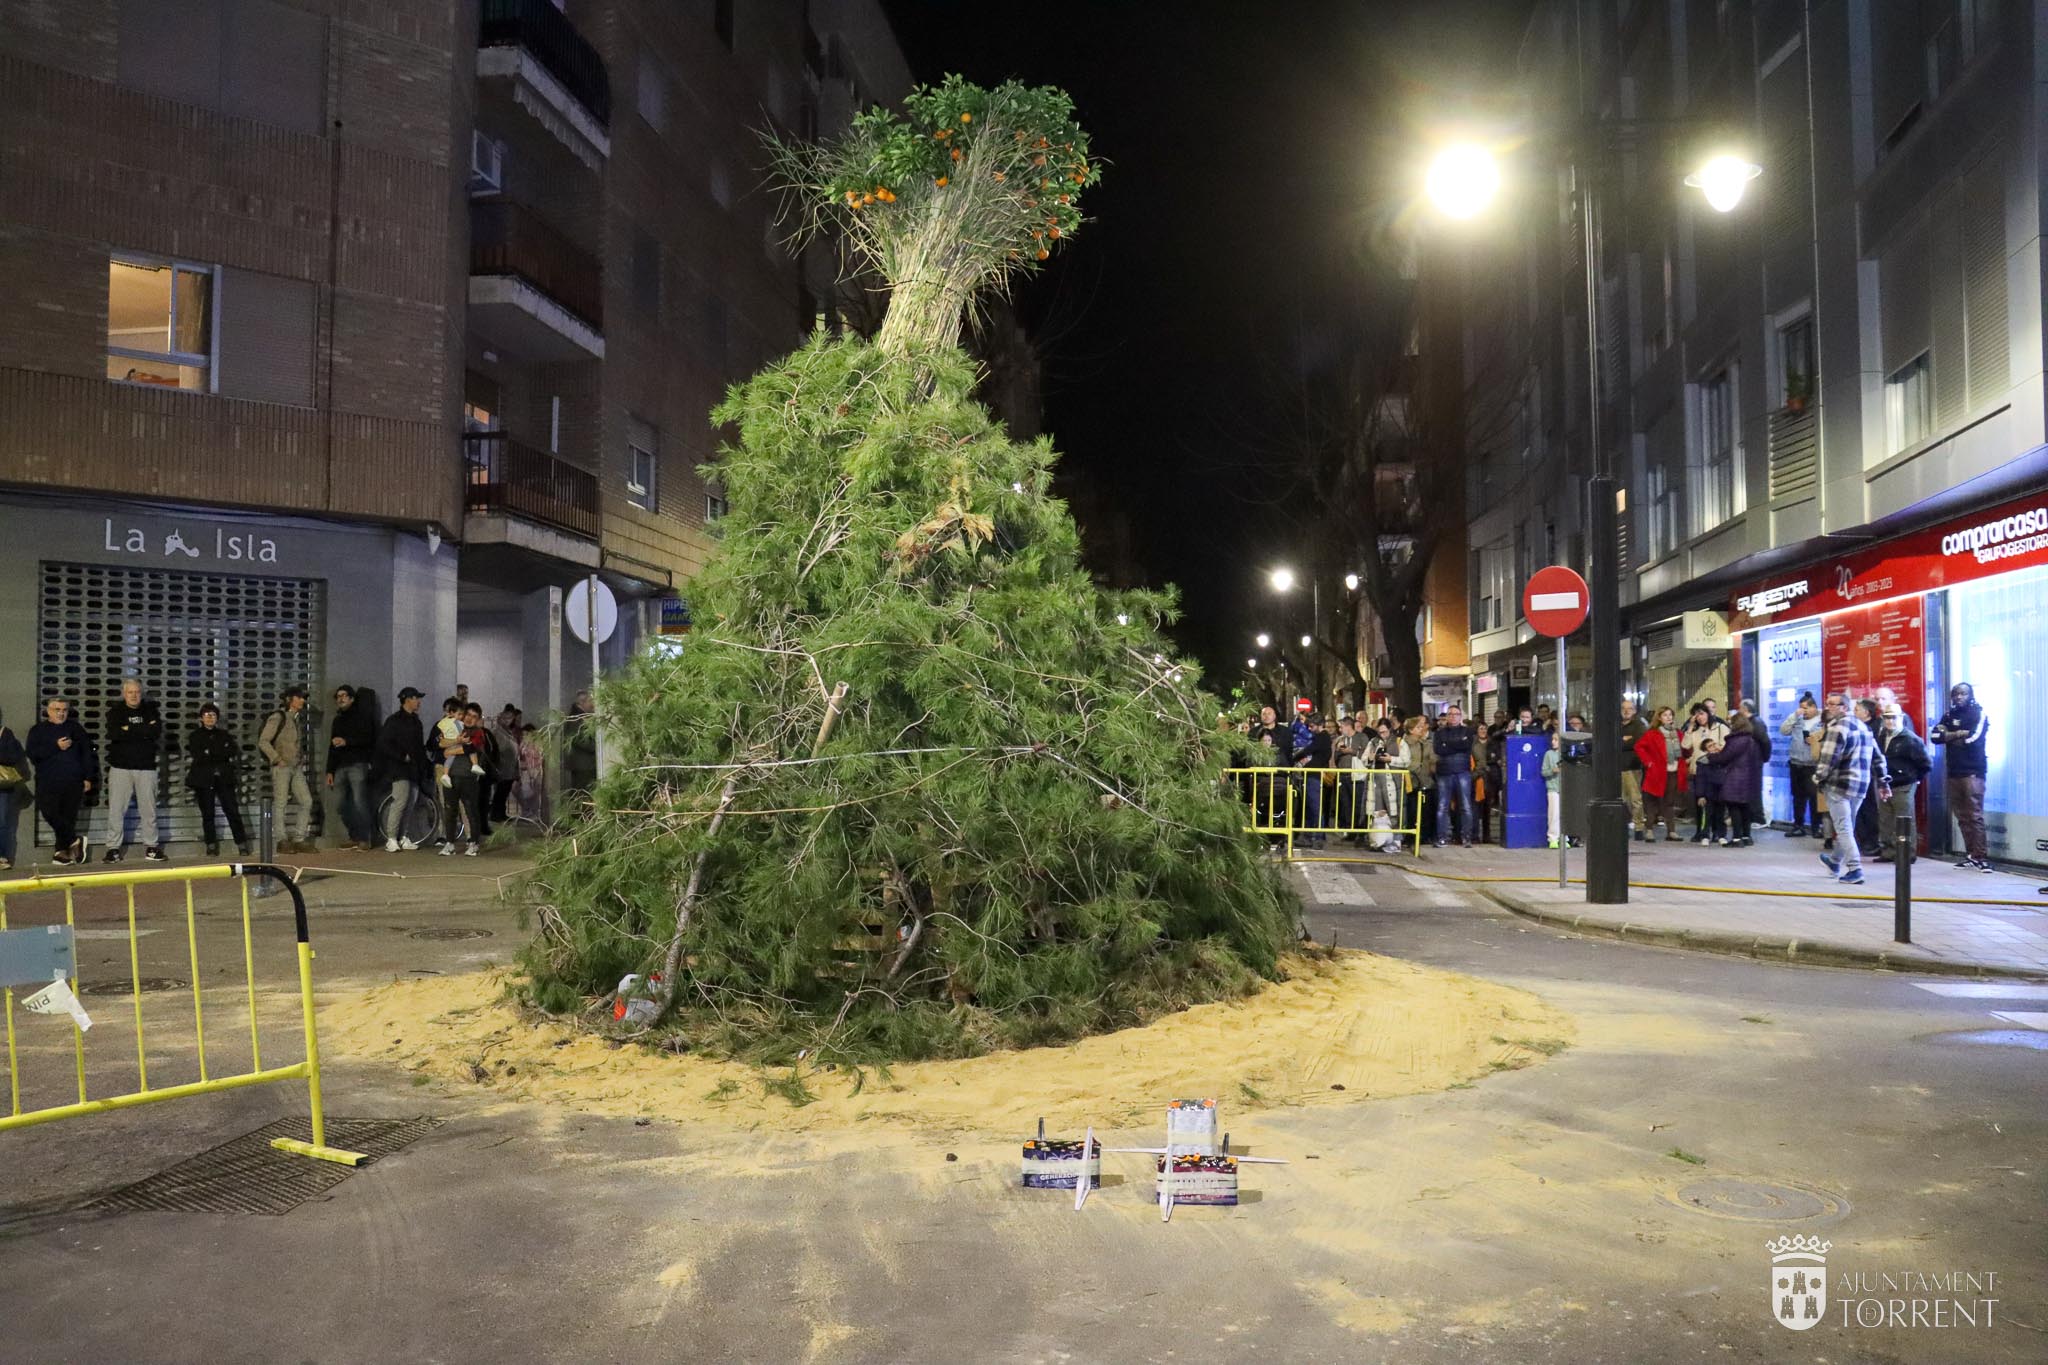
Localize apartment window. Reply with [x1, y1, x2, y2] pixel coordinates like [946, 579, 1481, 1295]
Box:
[1689, 365, 1741, 534]
[1886, 353, 1933, 452]
[636, 54, 669, 131]
[1643, 462, 1681, 562]
[1775, 314, 1816, 409]
[463, 402, 498, 433]
[713, 0, 735, 49]
[1474, 537, 1513, 634]
[626, 417, 658, 511]
[107, 258, 214, 391]
[705, 492, 729, 522]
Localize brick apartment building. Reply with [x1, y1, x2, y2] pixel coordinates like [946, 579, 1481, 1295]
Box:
[0, 0, 907, 850]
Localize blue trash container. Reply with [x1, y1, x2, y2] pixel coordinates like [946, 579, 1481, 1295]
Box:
[1503, 735, 1547, 849]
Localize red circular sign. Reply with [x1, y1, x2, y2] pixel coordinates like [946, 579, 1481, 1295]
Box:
[1522, 566, 1590, 637]
[1294, 696, 1313, 714]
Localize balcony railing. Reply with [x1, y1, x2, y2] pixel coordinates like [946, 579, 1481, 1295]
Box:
[465, 432, 599, 539]
[479, 0, 611, 127]
[470, 197, 604, 331]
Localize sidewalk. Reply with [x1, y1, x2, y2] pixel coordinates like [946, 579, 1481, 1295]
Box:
[1298, 832, 2048, 977]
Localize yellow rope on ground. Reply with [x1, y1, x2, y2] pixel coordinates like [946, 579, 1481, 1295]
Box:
[1290, 853, 2048, 909]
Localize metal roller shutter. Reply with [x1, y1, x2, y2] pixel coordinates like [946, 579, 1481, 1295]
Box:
[36, 561, 326, 847]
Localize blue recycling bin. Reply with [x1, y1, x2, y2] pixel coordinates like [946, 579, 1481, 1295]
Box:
[1502, 735, 1547, 849]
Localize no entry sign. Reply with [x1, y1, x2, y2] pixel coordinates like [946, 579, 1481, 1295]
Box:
[1294, 696, 1313, 714]
[1523, 566, 1590, 637]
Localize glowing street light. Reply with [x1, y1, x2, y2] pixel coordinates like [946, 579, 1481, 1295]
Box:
[1300, 634, 1312, 649]
[1685, 154, 1763, 212]
[1424, 143, 1501, 220]
[1343, 573, 1360, 592]
[1247, 657, 1259, 669]
[1255, 632, 1271, 649]
[1268, 566, 1296, 593]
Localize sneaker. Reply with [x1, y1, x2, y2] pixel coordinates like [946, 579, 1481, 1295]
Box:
[1820, 853, 1841, 875]
[0, 857, 9, 872]
[464, 842, 480, 858]
[399, 836, 419, 851]
[1690, 834, 1707, 844]
[72, 838, 87, 863]
[204, 843, 219, 857]
[1838, 869, 1865, 885]
[385, 838, 400, 853]
[1665, 832, 1682, 842]
[103, 847, 124, 863]
[1433, 839, 1447, 848]
[51, 849, 72, 866]
[143, 846, 167, 863]
[1976, 857, 1996, 874]
[439, 842, 455, 857]
[1954, 856, 1975, 869]
[238, 843, 253, 857]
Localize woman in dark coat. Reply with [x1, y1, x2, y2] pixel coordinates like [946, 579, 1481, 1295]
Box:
[186, 703, 250, 857]
[1703, 716, 1762, 846]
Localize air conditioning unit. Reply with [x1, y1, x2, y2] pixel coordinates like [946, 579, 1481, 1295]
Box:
[469, 132, 504, 196]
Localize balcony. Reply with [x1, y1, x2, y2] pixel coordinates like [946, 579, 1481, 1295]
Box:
[465, 432, 601, 565]
[1767, 403, 1819, 502]
[469, 197, 605, 362]
[477, 0, 610, 167]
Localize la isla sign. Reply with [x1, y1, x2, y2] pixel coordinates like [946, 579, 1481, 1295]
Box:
[103, 518, 279, 564]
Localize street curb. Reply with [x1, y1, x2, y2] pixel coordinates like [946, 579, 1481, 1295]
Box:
[1477, 886, 2048, 980]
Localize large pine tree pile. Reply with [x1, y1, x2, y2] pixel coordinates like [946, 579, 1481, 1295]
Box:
[521, 78, 1297, 1063]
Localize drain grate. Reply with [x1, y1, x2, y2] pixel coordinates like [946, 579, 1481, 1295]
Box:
[86, 1116, 442, 1216]
[80, 977, 187, 995]
[408, 927, 493, 941]
[1669, 1177, 1847, 1224]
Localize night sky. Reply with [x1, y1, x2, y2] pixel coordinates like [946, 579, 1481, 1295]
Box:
[881, 0, 1528, 681]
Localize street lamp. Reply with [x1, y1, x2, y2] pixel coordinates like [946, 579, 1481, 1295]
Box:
[1300, 635, 1312, 649]
[1269, 567, 1296, 593]
[1247, 657, 1259, 669]
[1255, 633, 1271, 650]
[1343, 573, 1359, 592]
[1424, 123, 1761, 907]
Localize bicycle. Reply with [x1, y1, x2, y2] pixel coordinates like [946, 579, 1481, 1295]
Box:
[376, 783, 442, 848]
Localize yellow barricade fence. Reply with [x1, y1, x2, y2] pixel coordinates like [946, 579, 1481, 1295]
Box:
[1224, 766, 1421, 859]
[0, 863, 365, 1166]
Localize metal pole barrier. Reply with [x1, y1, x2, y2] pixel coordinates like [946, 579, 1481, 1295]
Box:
[243, 863, 366, 1167]
[1557, 635, 1568, 889]
[253, 799, 277, 899]
[1894, 815, 1913, 944]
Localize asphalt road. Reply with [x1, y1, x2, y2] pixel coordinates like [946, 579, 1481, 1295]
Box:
[1, 856, 2043, 1363]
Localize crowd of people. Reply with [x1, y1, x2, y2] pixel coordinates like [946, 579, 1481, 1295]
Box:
[1225, 683, 1995, 887]
[0, 680, 599, 871]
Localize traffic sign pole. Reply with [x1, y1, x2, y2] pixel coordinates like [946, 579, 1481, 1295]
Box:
[1556, 634, 1567, 889]
[1522, 566, 1593, 893]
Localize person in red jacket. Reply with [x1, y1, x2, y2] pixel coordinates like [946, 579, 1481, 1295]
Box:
[1634, 706, 1688, 841]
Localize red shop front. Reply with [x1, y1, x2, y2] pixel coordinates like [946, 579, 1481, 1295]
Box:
[1726, 488, 2048, 856]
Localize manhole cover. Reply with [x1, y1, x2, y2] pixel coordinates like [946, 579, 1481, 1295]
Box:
[86, 1115, 443, 1216]
[79, 977, 186, 995]
[1669, 1177, 1848, 1224]
[408, 927, 493, 941]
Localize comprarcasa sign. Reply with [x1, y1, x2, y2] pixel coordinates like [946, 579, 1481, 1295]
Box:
[1729, 490, 2048, 631]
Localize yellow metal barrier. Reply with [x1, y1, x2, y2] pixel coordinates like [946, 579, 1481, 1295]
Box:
[0, 863, 364, 1166]
[1225, 766, 1421, 860]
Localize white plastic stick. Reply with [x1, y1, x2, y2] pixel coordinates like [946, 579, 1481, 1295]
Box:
[1074, 1126, 1094, 1212]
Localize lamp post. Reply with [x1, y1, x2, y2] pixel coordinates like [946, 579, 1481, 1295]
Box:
[1424, 131, 1758, 905]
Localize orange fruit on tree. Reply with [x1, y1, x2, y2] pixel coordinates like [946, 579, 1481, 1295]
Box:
[959, 111, 972, 123]
[935, 175, 948, 187]
[1035, 247, 1049, 260]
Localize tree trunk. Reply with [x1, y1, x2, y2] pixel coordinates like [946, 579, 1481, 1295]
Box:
[1382, 610, 1425, 716]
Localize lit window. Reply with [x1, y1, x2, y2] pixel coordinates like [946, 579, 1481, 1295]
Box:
[1689, 365, 1741, 534]
[107, 258, 213, 391]
[1886, 353, 1931, 452]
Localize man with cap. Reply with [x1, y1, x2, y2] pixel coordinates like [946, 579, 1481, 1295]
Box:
[1873, 703, 1929, 864]
[375, 688, 430, 852]
[257, 686, 315, 853]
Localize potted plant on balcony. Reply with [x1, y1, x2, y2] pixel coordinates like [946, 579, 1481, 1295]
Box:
[1783, 371, 1814, 413]
[520, 77, 1296, 1065]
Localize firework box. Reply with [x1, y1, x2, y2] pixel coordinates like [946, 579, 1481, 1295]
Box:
[1155, 1153, 1238, 1206]
[1021, 1137, 1101, 1189]
[1166, 1097, 1219, 1157]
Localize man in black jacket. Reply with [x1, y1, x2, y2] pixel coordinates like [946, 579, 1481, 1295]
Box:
[326, 685, 378, 849]
[1874, 704, 1930, 865]
[102, 678, 165, 863]
[1929, 682, 1991, 870]
[1432, 705, 1476, 848]
[185, 703, 249, 857]
[26, 697, 96, 864]
[375, 688, 430, 852]
[1248, 705, 1294, 846]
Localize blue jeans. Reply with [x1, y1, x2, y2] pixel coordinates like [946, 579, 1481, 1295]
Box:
[332, 762, 373, 843]
[1435, 770, 1475, 842]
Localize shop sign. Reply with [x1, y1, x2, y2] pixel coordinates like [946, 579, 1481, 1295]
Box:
[1682, 610, 1732, 650]
[1475, 674, 1499, 695]
[1729, 489, 2048, 631]
[658, 594, 692, 635]
[102, 517, 279, 565]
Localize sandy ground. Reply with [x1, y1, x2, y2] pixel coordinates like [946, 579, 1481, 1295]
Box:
[322, 950, 1572, 1141]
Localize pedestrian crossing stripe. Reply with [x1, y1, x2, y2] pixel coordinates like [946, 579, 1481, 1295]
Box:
[1990, 1011, 2048, 1030]
[1910, 983, 2048, 1000]
[1299, 864, 1373, 907]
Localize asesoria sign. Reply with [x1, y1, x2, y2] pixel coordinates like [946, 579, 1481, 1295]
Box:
[1730, 490, 2048, 632]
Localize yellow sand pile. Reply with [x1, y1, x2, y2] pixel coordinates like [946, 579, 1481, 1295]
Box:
[322, 950, 1570, 1137]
